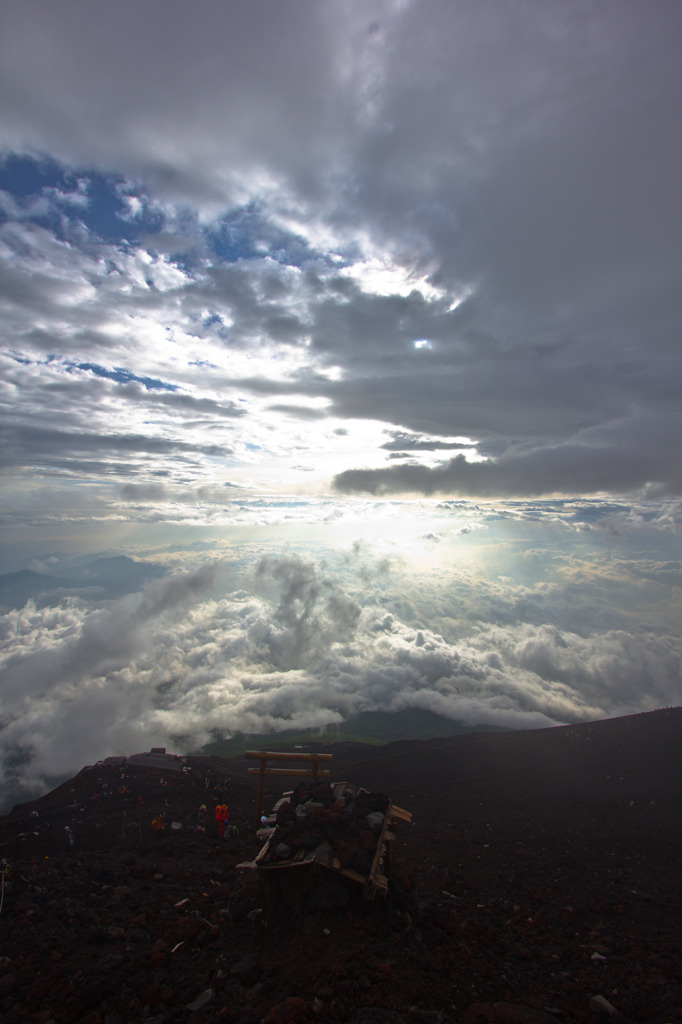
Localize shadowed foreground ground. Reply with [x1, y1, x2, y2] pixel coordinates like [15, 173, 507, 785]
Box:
[0, 708, 680, 1024]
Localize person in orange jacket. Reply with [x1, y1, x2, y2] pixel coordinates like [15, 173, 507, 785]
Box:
[215, 803, 228, 838]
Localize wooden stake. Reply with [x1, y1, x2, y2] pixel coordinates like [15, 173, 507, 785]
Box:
[246, 750, 333, 833]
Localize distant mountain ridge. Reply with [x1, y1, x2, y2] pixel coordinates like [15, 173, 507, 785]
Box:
[199, 707, 510, 757]
[0, 555, 167, 609]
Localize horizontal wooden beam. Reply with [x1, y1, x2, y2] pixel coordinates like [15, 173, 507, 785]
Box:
[247, 767, 330, 777]
[388, 805, 412, 822]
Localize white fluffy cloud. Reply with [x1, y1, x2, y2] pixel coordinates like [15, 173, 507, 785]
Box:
[1, 501, 679, 807]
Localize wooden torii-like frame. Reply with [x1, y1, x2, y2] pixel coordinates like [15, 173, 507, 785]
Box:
[245, 750, 333, 833]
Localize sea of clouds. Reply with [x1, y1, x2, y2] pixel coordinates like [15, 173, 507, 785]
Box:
[1, 498, 680, 809]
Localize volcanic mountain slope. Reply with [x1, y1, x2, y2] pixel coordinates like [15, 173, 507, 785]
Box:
[0, 709, 680, 1024]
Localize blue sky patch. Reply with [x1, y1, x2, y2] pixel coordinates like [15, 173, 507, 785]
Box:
[0, 153, 163, 245]
[208, 202, 315, 267]
[0, 153, 67, 197]
[73, 362, 180, 392]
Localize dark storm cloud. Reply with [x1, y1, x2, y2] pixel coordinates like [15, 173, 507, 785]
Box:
[267, 404, 328, 420]
[0, 0, 680, 497]
[0, 424, 231, 472]
[334, 425, 682, 499]
[381, 432, 476, 452]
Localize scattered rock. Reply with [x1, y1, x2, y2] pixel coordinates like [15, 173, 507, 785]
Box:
[461, 1004, 560, 1023]
[94, 953, 124, 974]
[0, 719, 679, 1024]
[264, 995, 309, 1024]
[348, 1011, 405, 1024]
[186, 987, 214, 1011]
[0, 973, 17, 996]
[230, 951, 260, 987]
[589, 994, 618, 1016]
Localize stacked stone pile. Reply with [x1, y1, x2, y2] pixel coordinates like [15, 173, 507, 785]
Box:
[262, 782, 391, 876]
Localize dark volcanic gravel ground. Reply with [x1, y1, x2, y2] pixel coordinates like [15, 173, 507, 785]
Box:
[0, 709, 680, 1024]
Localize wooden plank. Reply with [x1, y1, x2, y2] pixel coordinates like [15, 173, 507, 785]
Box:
[258, 854, 317, 870]
[254, 843, 270, 865]
[388, 805, 412, 822]
[254, 761, 266, 834]
[370, 843, 387, 883]
[312, 841, 335, 867]
[368, 810, 393, 884]
[366, 800, 411, 886]
[338, 866, 369, 885]
[247, 767, 330, 777]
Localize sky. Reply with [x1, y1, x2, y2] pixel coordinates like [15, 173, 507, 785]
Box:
[0, 1, 680, 804]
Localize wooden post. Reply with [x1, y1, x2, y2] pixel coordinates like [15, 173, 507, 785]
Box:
[245, 750, 332, 833]
[255, 760, 266, 835]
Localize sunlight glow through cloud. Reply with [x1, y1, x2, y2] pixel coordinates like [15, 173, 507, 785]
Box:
[339, 256, 444, 301]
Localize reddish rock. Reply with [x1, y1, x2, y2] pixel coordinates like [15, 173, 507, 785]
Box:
[141, 982, 161, 1007]
[264, 996, 309, 1024]
[78, 1012, 103, 1024]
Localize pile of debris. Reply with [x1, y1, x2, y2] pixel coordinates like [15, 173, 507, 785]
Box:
[253, 780, 411, 899]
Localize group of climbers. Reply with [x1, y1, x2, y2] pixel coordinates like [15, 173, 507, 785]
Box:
[149, 803, 234, 840]
[143, 771, 235, 841]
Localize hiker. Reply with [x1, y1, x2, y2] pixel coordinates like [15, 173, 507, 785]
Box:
[196, 804, 209, 833]
[151, 812, 165, 839]
[215, 803, 228, 839]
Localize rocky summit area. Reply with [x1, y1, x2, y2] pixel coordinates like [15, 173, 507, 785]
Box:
[0, 709, 680, 1024]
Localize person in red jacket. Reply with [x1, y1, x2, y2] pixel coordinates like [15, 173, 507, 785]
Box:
[215, 803, 228, 839]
